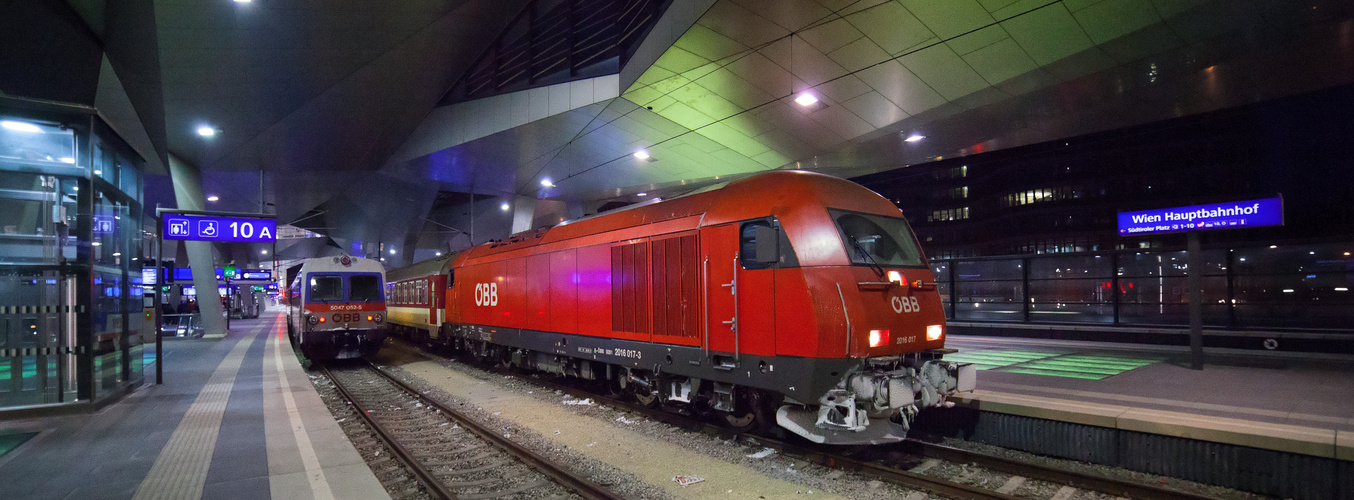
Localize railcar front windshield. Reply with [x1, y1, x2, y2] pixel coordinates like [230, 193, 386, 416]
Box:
[308, 275, 343, 302]
[829, 209, 925, 267]
[349, 275, 383, 303]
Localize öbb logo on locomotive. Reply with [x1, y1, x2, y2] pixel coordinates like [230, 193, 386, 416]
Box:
[474, 282, 498, 306]
[890, 295, 920, 314]
[380, 171, 975, 445]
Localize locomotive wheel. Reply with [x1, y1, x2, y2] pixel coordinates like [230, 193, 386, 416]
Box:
[633, 387, 660, 407]
[723, 408, 758, 431]
[723, 389, 772, 432]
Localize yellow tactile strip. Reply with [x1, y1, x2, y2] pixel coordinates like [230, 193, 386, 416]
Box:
[398, 359, 849, 499]
[132, 327, 259, 500]
[956, 389, 1351, 460]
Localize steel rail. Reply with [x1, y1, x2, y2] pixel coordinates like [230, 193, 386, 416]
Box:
[363, 361, 625, 500]
[320, 364, 459, 500]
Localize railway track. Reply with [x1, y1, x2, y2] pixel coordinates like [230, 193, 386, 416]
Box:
[319, 361, 623, 500]
[389, 338, 1225, 500]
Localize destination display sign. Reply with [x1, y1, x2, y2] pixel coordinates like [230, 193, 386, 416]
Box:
[1118, 197, 1282, 236]
[163, 213, 276, 242]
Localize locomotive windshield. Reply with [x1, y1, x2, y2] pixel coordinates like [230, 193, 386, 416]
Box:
[350, 275, 383, 303]
[308, 275, 343, 302]
[829, 209, 925, 267]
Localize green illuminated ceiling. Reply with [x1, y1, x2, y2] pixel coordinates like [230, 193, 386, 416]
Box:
[620, 0, 1205, 172]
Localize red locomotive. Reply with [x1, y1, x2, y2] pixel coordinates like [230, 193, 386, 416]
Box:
[387, 171, 973, 444]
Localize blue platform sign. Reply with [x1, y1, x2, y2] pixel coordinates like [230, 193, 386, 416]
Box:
[163, 214, 276, 242]
[93, 216, 114, 234]
[1118, 197, 1283, 236]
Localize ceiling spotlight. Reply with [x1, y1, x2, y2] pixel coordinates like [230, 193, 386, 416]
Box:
[389, 248, 396, 255]
[234, 0, 252, 3]
[197, 126, 217, 137]
[261, 250, 268, 255]
[435, 252, 442, 257]
[633, 150, 651, 160]
[794, 93, 819, 107]
[637, 192, 647, 197]
[904, 133, 925, 142]
[541, 178, 554, 187]
[1, 120, 43, 133]
[500, 202, 510, 211]
[207, 195, 219, 202]
[60, 157, 74, 164]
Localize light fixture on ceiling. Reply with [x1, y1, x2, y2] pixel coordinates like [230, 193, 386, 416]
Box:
[234, 0, 251, 3]
[60, 157, 75, 164]
[435, 252, 442, 257]
[541, 178, 554, 187]
[633, 150, 651, 160]
[1, 120, 43, 133]
[794, 93, 819, 107]
[500, 202, 510, 211]
[637, 192, 647, 197]
[207, 195, 219, 202]
[197, 126, 217, 137]
[904, 133, 925, 142]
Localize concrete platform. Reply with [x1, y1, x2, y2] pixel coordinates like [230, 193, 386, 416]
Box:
[933, 335, 1354, 499]
[944, 335, 1354, 459]
[0, 311, 387, 500]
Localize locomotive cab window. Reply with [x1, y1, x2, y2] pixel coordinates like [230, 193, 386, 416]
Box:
[740, 220, 781, 270]
[308, 275, 343, 302]
[350, 275, 383, 303]
[829, 209, 925, 267]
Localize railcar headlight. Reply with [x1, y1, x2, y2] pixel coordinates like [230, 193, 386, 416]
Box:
[307, 315, 318, 325]
[366, 315, 374, 321]
[373, 313, 383, 323]
[317, 316, 326, 323]
[869, 329, 889, 347]
[887, 271, 904, 286]
[926, 324, 943, 341]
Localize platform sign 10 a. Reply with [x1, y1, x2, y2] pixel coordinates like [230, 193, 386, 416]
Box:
[1118, 197, 1283, 236]
[163, 214, 276, 242]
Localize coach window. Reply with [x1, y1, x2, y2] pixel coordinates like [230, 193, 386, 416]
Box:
[350, 275, 382, 303]
[418, 282, 426, 304]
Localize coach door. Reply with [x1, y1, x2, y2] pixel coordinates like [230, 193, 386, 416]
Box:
[701, 221, 776, 365]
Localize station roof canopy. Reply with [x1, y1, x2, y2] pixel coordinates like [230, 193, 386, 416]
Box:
[82, 0, 1354, 255]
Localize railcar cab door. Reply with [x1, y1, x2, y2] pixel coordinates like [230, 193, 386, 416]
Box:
[702, 218, 783, 365]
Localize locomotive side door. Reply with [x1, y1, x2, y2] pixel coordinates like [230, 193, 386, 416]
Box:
[701, 221, 776, 364]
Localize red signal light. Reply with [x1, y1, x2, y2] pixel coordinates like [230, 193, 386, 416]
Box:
[366, 315, 374, 321]
[869, 329, 889, 347]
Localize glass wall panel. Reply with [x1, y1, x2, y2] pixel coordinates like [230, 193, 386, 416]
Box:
[953, 259, 1023, 321]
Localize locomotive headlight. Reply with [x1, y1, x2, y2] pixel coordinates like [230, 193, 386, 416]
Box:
[869, 329, 889, 347]
[926, 324, 944, 341]
[307, 315, 318, 325]
[366, 315, 374, 321]
[317, 316, 326, 323]
[887, 271, 904, 286]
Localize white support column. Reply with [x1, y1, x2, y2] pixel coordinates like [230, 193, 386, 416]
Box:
[167, 153, 229, 338]
[510, 195, 535, 235]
